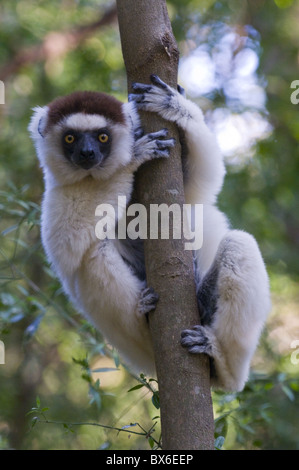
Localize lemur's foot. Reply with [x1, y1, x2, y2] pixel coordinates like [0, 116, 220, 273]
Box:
[181, 325, 213, 356]
[137, 287, 159, 317]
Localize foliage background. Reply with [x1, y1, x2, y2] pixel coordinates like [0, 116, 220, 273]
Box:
[0, 0, 299, 450]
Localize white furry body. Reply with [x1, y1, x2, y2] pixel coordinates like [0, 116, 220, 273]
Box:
[30, 103, 157, 372]
[29, 77, 271, 391]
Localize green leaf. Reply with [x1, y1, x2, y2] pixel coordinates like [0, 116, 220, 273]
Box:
[112, 350, 120, 368]
[151, 391, 160, 409]
[127, 384, 145, 392]
[81, 372, 92, 383]
[63, 423, 74, 433]
[72, 356, 89, 369]
[148, 436, 155, 449]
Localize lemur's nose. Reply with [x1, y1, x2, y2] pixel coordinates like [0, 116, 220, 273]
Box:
[79, 148, 95, 160]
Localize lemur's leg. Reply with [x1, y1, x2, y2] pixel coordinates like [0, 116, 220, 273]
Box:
[181, 230, 271, 391]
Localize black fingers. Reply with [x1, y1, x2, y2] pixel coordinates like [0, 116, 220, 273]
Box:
[150, 74, 169, 89]
[131, 82, 152, 93]
[138, 128, 176, 155]
[128, 93, 145, 104]
[139, 128, 176, 147]
[129, 82, 152, 105]
[153, 139, 176, 158]
[134, 126, 176, 161]
[148, 130, 176, 158]
[130, 74, 172, 96]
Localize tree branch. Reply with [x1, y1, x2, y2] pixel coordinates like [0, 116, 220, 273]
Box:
[116, 0, 214, 450]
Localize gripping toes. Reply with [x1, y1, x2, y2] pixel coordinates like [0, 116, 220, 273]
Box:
[138, 287, 159, 316]
[147, 129, 176, 157]
[181, 326, 213, 356]
[135, 128, 175, 160]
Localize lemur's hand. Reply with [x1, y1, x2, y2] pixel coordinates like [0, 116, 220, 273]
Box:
[134, 128, 175, 162]
[129, 74, 176, 113]
[129, 75, 198, 129]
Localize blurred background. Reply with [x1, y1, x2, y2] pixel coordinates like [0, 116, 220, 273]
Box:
[0, 0, 299, 450]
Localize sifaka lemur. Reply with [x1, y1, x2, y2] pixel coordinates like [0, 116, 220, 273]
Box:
[29, 74, 271, 391]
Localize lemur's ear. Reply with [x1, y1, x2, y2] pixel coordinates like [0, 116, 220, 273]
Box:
[28, 106, 49, 139]
[38, 115, 47, 137]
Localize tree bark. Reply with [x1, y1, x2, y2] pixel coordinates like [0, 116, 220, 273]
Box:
[116, 0, 214, 450]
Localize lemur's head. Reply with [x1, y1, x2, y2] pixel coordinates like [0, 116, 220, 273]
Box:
[29, 91, 136, 185]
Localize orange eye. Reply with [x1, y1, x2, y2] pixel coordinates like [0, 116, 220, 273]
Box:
[65, 134, 75, 144]
[98, 133, 109, 143]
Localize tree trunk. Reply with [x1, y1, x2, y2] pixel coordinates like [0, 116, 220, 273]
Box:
[116, 0, 214, 450]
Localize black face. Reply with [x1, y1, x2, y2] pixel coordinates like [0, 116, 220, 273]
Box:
[62, 128, 112, 170]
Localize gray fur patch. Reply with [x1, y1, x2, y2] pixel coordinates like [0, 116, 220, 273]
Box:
[196, 261, 220, 326]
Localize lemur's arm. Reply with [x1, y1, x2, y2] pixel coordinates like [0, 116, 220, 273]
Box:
[129, 74, 225, 205]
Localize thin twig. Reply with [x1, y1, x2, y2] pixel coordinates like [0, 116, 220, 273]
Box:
[35, 417, 156, 440]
